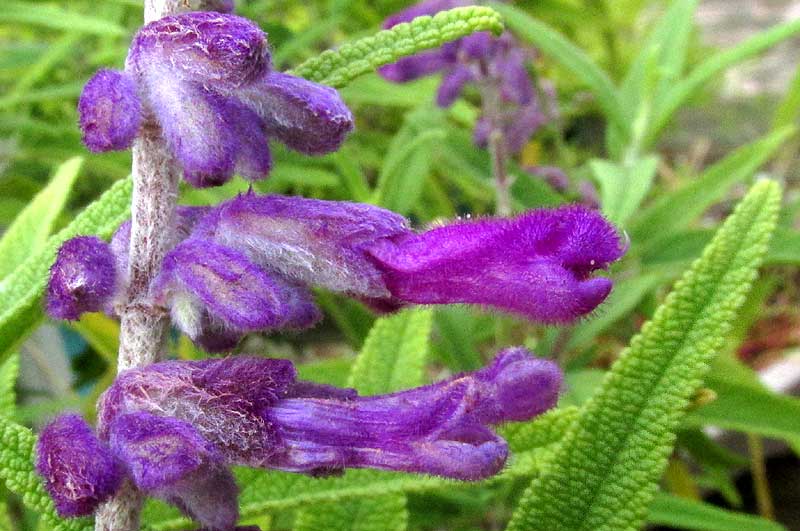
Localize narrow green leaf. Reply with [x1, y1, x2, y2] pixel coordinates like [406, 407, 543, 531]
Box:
[684, 355, 800, 447]
[374, 124, 445, 215]
[0, 416, 93, 531]
[0, 3, 126, 35]
[651, 18, 800, 141]
[290, 6, 503, 87]
[0, 353, 19, 418]
[591, 155, 659, 227]
[506, 180, 781, 531]
[630, 127, 795, 248]
[772, 62, 800, 130]
[294, 495, 407, 531]
[0, 177, 132, 363]
[489, 3, 627, 134]
[647, 492, 786, 531]
[621, 0, 698, 109]
[0, 157, 82, 280]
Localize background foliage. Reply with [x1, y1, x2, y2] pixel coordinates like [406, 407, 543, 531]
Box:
[1, 1, 800, 530]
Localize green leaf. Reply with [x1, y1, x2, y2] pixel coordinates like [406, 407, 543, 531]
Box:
[684, 355, 800, 447]
[772, 62, 800, 130]
[590, 155, 659, 227]
[0, 177, 132, 364]
[489, 3, 627, 135]
[505, 180, 781, 531]
[290, 6, 503, 88]
[374, 111, 445, 215]
[0, 2, 125, 35]
[620, 0, 698, 111]
[647, 492, 786, 531]
[348, 307, 433, 394]
[0, 416, 93, 531]
[0, 354, 18, 418]
[651, 18, 800, 142]
[0, 158, 82, 281]
[630, 127, 795, 249]
[293, 495, 408, 531]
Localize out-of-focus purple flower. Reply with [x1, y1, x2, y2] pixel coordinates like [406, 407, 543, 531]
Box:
[39, 350, 560, 525]
[46, 236, 117, 320]
[36, 414, 124, 517]
[380, 2, 546, 154]
[46, 193, 624, 350]
[525, 166, 569, 193]
[78, 12, 353, 187]
[366, 204, 625, 323]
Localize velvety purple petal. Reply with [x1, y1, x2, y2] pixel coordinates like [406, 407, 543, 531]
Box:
[378, 50, 449, 83]
[36, 414, 124, 518]
[365, 205, 625, 323]
[78, 69, 141, 152]
[153, 239, 296, 335]
[436, 65, 473, 107]
[266, 348, 559, 480]
[240, 72, 353, 155]
[198, 192, 409, 297]
[382, 0, 465, 28]
[144, 78, 237, 187]
[98, 357, 296, 467]
[109, 412, 238, 531]
[127, 12, 270, 90]
[220, 98, 271, 181]
[47, 236, 118, 320]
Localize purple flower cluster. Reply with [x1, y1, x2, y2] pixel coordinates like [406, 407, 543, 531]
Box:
[78, 12, 353, 187]
[380, 0, 550, 154]
[37, 350, 562, 529]
[47, 192, 624, 352]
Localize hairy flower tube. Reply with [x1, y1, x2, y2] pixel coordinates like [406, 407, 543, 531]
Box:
[380, 0, 551, 154]
[77, 11, 353, 187]
[46, 193, 625, 352]
[36, 349, 562, 529]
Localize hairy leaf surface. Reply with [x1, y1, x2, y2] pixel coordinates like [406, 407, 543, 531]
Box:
[506, 180, 781, 531]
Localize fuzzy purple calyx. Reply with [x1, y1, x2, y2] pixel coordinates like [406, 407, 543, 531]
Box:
[78, 70, 141, 152]
[46, 236, 118, 320]
[36, 414, 124, 517]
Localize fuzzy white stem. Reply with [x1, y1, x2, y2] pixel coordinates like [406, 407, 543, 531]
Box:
[95, 2, 221, 530]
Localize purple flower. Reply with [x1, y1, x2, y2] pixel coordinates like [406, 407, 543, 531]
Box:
[366, 205, 625, 323]
[380, 2, 546, 154]
[77, 12, 353, 187]
[46, 236, 118, 320]
[36, 414, 124, 517]
[38, 350, 561, 526]
[46, 193, 624, 350]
